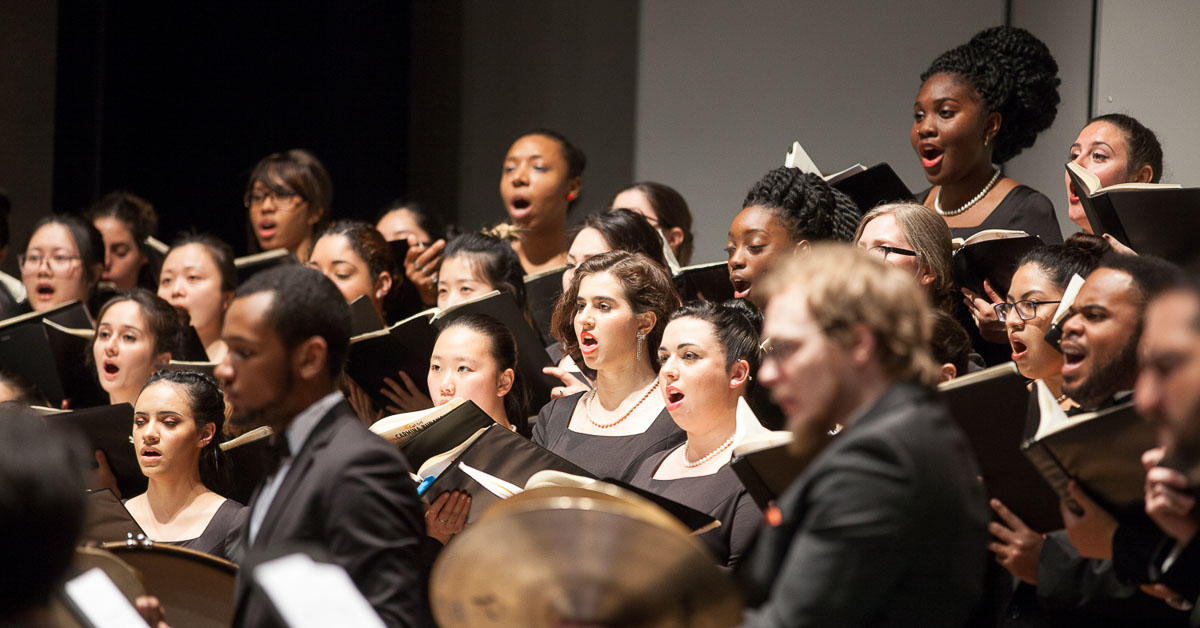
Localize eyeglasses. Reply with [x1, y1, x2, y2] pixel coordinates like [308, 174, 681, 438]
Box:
[244, 189, 304, 210]
[867, 245, 917, 260]
[993, 300, 1062, 322]
[19, 253, 81, 274]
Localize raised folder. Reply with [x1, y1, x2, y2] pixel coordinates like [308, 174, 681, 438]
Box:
[1065, 161, 1199, 267]
[783, 141, 913, 215]
[369, 398, 496, 472]
[523, 264, 567, 345]
[951, 230, 1042, 298]
[234, 249, 295, 284]
[41, 403, 147, 498]
[346, 308, 438, 410]
[424, 424, 591, 522]
[1021, 381, 1156, 519]
[939, 363, 1062, 531]
[0, 300, 104, 408]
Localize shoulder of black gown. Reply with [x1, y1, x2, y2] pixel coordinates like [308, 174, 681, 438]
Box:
[531, 390, 585, 447]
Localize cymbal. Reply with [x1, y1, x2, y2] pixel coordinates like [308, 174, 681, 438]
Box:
[484, 482, 692, 536]
[431, 489, 741, 628]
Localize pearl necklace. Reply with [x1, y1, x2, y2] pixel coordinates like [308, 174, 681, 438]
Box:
[682, 434, 735, 468]
[585, 380, 660, 429]
[934, 167, 1001, 217]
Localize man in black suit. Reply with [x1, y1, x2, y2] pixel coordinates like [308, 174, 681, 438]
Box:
[216, 265, 430, 627]
[737, 244, 989, 627]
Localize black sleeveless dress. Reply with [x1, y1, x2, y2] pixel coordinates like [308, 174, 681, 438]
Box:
[531, 391, 685, 482]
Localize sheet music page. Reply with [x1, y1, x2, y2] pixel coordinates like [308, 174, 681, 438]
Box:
[63, 568, 149, 628]
[255, 553, 386, 628]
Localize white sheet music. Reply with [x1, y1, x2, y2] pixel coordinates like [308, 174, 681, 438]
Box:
[254, 553, 386, 628]
[63, 568, 149, 627]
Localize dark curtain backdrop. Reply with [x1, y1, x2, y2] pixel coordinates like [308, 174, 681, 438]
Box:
[53, 2, 412, 255]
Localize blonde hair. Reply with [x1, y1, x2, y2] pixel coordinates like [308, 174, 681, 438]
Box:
[760, 243, 939, 387]
[854, 203, 954, 312]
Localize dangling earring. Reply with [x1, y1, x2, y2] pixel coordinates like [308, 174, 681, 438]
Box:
[984, 135, 991, 147]
[635, 331, 646, 362]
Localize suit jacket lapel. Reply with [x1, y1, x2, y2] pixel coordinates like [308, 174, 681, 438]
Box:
[253, 404, 346, 544]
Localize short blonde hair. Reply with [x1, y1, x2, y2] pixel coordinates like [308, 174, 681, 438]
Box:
[760, 243, 939, 387]
[854, 202, 954, 312]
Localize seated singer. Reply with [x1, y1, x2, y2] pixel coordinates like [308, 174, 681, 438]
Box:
[737, 244, 989, 627]
[215, 265, 430, 627]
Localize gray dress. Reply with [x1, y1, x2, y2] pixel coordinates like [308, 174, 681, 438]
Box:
[531, 391, 685, 482]
[628, 448, 761, 568]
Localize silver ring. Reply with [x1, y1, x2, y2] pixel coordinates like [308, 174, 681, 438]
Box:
[414, 263, 424, 272]
[438, 518, 447, 524]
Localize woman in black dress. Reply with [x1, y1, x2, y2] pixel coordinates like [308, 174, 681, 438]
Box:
[630, 299, 778, 568]
[532, 251, 684, 481]
[912, 26, 1062, 245]
[914, 27, 1063, 358]
[123, 370, 247, 563]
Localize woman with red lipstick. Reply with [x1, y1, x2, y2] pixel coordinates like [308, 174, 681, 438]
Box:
[124, 370, 247, 562]
[16, 215, 105, 316]
[244, 149, 332, 263]
[913, 27, 1062, 245]
[533, 251, 685, 481]
[629, 299, 775, 568]
[498, 129, 585, 274]
[158, 234, 236, 363]
[726, 167, 859, 309]
[86, 191, 160, 292]
[90, 290, 182, 407]
[997, 234, 1110, 406]
[1064, 113, 1163, 235]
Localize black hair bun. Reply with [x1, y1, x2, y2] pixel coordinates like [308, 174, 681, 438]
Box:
[1063, 232, 1112, 260]
[721, 298, 764, 336]
[922, 26, 1061, 164]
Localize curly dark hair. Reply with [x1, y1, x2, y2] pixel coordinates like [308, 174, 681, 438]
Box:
[551, 251, 681, 369]
[741, 168, 859, 243]
[922, 26, 1061, 164]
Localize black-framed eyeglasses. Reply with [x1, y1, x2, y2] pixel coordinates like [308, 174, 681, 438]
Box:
[244, 189, 304, 210]
[867, 245, 917, 260]
[993, 300, 1062, 322]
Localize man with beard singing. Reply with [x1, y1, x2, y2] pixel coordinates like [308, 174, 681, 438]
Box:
[996, 254, 1190, 626]
[216, 265, 430, 628]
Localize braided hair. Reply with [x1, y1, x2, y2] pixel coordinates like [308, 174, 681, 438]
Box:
[922, 26, 1061, 164]
[741, 168, 859, 243]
